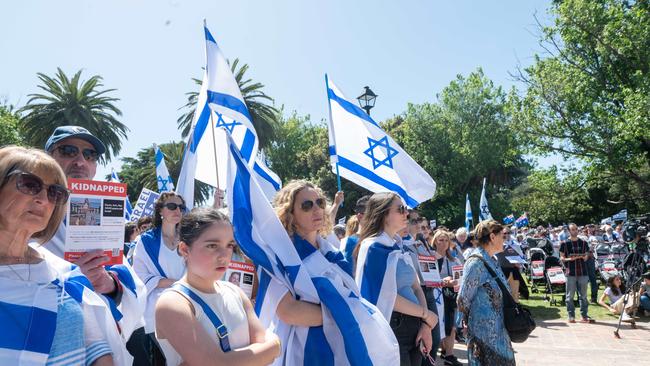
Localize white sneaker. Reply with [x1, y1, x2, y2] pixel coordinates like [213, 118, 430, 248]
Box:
[621, 312, 633, 323]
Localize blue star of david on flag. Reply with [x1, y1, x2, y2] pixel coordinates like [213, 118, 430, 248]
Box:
[363, 136, 399, 169]
[214, 111, 242, 133]
[157, 175, 171, 191]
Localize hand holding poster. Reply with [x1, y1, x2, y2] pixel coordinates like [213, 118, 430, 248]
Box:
[64, 179, 126, 265]
[418, 255, 443, 287]
[452, 265, 464, 292]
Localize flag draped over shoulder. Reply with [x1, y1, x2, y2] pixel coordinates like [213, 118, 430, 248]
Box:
[224, 133, 398, 366]
[153, 144, 174, 192]
[479, 177, 492, 221]
[175, 23, 281, 207]
[325, 75, 436, 208]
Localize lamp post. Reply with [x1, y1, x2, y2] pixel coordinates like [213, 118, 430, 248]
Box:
[356, 86, 377, 115]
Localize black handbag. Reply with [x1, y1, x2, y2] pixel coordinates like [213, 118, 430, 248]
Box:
[470, 255, 536, 343]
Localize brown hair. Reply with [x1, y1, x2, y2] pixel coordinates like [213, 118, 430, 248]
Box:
[273, 180, 328, 237]
[345, 215, 360, 237]
[475, 219, 504, 247]
[353, 192, 400, 262]
[152, 192, 186, 228]
[0, 146, 68, 243]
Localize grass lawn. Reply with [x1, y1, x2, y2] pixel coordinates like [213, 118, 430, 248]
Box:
[519, 279, 650, 322]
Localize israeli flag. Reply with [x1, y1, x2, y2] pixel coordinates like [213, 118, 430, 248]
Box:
[153, 144, 174, 193]
[110, 168, 133, 221]
[326, 75, 436, 208]
[465, 193, 473, 232]
[224, 134, 399, 366]
[479, 177, 493, 221]
[176, 23, 281, 207]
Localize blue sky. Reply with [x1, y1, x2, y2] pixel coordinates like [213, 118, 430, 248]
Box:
[1, 0, 556, 178]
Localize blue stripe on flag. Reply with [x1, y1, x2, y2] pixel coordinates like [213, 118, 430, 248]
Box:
[328, 145, 336, 156]
[336, 155, 419, 208]
[360, 243, 397, 306]
[240, 129, 256, 162]
[140, 228, 168, 278]
[253, 162, 281, 191]
[206, 90, 253, 123]
[312, 277, 373, 366]
[327, 88, 379, 128]
[0, 301, 57, 353]
[229, 144, 275, 274]
[304, 326, 334, 366]
[155, 149, 164, 166]
[190, 103, 212, 154]
[106, 265, 137, 296]
[254, 269, 271, 316]
[204, 26, 216, 44]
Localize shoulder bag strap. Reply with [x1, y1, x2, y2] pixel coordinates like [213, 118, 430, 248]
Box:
[172, 283, 231, 352]
[469, 254, 516, 306]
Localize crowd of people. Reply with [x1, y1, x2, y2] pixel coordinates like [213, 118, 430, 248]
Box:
[1, 125, 647, 366]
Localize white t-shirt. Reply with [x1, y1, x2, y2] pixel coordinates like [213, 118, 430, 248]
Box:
[604, 287, 623, 304]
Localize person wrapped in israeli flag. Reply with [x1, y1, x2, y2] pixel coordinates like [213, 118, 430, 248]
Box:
[154, 144, 175, 193]
[223, 133, 399, 366]
[325, 75, 436, 208]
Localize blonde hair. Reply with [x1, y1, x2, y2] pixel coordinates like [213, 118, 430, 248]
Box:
[345, 215, 360, 237]
[273, 179, 328, 237]
[431, 229, 454, 260]
[0, 146, 68, 243]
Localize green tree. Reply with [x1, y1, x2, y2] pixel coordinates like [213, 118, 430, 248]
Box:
[384, 69, 530, 227]
[0, 102, 23, 146]
[114, 141, 212, 205]
[19, 68, 128, 162]
[177, 59, 278, 149]
[512, 0, 650, 203]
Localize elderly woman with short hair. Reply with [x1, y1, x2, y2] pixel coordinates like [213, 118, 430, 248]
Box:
[0, 146, 127, 365]
[457, 220, 515, 366]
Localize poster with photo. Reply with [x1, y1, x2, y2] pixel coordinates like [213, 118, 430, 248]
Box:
[546, 267, 567, 284]
[531, 260, 545, 278]
[417, 255, 442, 287]
[64, 179, 126, 265]
[452, 265, 464, 292]
[223, 261, 255, 299]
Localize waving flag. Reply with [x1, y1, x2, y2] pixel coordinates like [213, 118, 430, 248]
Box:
[224, 134, 398, 366]
[479, 177, 492, 221]
[110, 168, 133, 221]
[176, 23, 281, 207]
[503, 214, 515, 225]
[153, 143, 174, 192]
[325, 76, 436, 208]
[465, 193, 473, 231]
[515, 213, 529, 228]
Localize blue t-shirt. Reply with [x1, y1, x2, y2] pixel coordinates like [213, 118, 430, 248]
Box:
[396, 257, 418, 304]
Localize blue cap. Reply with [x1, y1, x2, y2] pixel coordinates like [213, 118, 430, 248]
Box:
[44, 126, 106, 155]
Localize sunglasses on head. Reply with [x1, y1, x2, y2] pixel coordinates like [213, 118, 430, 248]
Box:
[300, 198, 326, 212]
[55, 145, 100, 162]
[163, 202, 187, 212]
[5, 170, 70, 205]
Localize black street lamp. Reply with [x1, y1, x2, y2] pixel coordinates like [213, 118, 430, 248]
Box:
[356, 86, 377, 115]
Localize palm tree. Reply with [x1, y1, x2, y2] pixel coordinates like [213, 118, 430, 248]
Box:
[177, 58, 278, 149]
[115, 141, 212, 205]
[19, 68, 128, 162]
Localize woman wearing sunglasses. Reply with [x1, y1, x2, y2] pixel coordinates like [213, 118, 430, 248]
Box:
[132, 192, 188, 365]
[0, 146, 131, 365]
[354, 192, 438, 366]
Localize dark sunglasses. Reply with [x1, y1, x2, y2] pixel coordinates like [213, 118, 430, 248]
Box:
[395, 204, 407, 214]
[6, 171, 70, 205]
[300, 198, 326, 212]
[55, 145, 100, 162]
[163, 202, 187, 212]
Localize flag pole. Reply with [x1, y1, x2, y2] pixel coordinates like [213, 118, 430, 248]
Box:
[325, 73, 343, 206]
[209, 112, 222, 208]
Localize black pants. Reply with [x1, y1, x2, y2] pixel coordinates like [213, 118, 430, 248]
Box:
[146, 333, 166, 366]
[391, 312, 423, 366]
[586, 257, 598, 302]
[422, 287, 440, 365]
[126, 327, 151, 366]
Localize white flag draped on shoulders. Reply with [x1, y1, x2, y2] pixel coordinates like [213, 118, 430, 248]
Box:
[325, 75, 436, 208]
[154, 144, 174, 192]
[223, 134, 398, 366]
[176, 23, 281, 208]
[479, 177, 493, 221]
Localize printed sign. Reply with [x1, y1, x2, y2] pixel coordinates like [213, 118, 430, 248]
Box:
[531, 260, 544, 278]
[546, 267, 567, 284]
[224, 261, 256, 299]
[130, 188, 160, 221]
[417, 255, 442, 287]
[64, 179, 126, 265]
[452, 265, 464, 292]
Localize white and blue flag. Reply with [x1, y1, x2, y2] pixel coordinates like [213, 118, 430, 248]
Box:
[154, 144, 174, 192]
[224, 134, 398, 366]
[325, 75, 436, 208]
[465, 193, 473, 232]
[479, 177, 492, 221]
[110, 168, 133, 221]
[176, 23, 281, 207]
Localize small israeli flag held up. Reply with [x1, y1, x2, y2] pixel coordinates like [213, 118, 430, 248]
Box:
[224, 133, 398, 366]
[465, 193, 473, 231]
[110, 168, 133, 221]
[154, 144, 174, 192]
[479, 177, 493, 221]
[325, 75, 436, 208]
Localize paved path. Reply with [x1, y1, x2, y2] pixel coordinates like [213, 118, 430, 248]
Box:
[435, 319, 650, 365]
